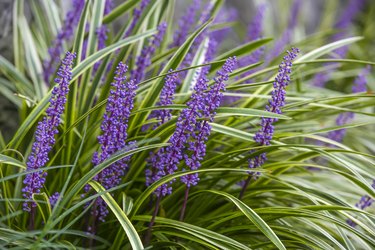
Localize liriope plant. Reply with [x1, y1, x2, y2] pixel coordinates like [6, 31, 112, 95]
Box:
[0, 0, 374, 249]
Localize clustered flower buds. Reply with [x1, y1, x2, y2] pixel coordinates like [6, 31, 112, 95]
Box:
[170, 0, 201, 48]
[266, 1, 301, 64]
[124, 0, 151, 38]
[248, 47, 299, 175]
[93, 0, 114, 72]
[328, 66, 370, 143]
[43, 0, 84, 83]
[347, 180, 375, 227]
[152, 70, 180, 127]
[131, 22, 167, 83]
[239, 3, 266, 81]
[313, 0, 366, 87]
[89, 62, 138, 222]
[182, 57, 237, 186]
[23, 52, 76, 211]
[146, 57, 236, 196]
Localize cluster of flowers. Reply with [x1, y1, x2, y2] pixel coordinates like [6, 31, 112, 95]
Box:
[93, 0, 114, 72]
[23, 0, 237, 218]
[327, 66, 370, 143]
[23, 0, 371, 235]
[125, 0, 151, 38]
[312, 0, 366, 87]
[239, 3, 266, 76]
[131, 22, 167, 83]
[347, 180, 375, 227]
[247, 47, 300, 178]
[87, 62, 138, 222]
[23, 51, 76, 211]
[266, 0, 301, 64]
[43, 0, 84, 83]
[146, 57, 237, 197]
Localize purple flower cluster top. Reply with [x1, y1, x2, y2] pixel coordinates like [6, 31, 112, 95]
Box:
[146, 57, 236, 196]
[347, 180, 375, 227]
[125, 0, 151, 38]
[210, 7, 238, 43]
[266, 1, 301, 64]
[23, 52, 76, 211]
[247, 4, 266, 42]
[313, 0, 366, 87]
[131, 22, 167, 83]
[152, 70, 181, 127]
[327, 66, 370, 143]
[49, 192, 60, 208]
[43, 0, 84, 84]
[239, 3, 266, 81]
[89, 62, 138, 222]
[93, 0, 114, 72]
[248, 48, 299, 175]
[170, 0, 201, 48]
[334, 0, 366, 39]
[332, 0, 366, 58]
[182, 57, 237, 186]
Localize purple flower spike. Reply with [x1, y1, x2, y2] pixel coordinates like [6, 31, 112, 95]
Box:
[93, 0, 114, 73]
[104, 0, 113, 16]
[49, 192, 60, 208]
[248, 48, 299, 175]
[288, 0, 302, 30]
[348, 180, 375, 227]
[124, 0, 151, 37]
[356, 195, 373, 210]
[146, 65, 211, 197]
[23, 52, 76, 212]
[182, 57, 237, 187]
[147, 88, 205, 195]
[238, 4, 266, 82]
[313, 0, 365, 88]
[210, 7, 238, 42]
[333, 0, 365, 54]
[145, 43, 223, 188]
[96, 26, 109, 53]
[352, 66, 370, 93]
[43, 0, 84, 84]
[312, 71, 331, 88]
[327, 113, 354, 143]
[327, 66, 370, 143]
[266, 1, 301, 64]
[131, 22, 167, 83]
[146, 57, 236, 194]
[170, 0, 201, 48]
[89, 62, 138, 222]
[96, 0, 114, 52]
[247, 4, 266, 42]
[152, 70, 180, 127]
[334, 0, 366, 33]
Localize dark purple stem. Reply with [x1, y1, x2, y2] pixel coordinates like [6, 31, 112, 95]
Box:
[29, 206, 36, 230]
[239, 175, 252, 200]
[144, 194, 161, 245]
[89, 204, 98, 248]
[179, 186, 190, 221]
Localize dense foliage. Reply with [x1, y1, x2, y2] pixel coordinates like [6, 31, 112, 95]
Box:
[0, 0, 374, 249]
